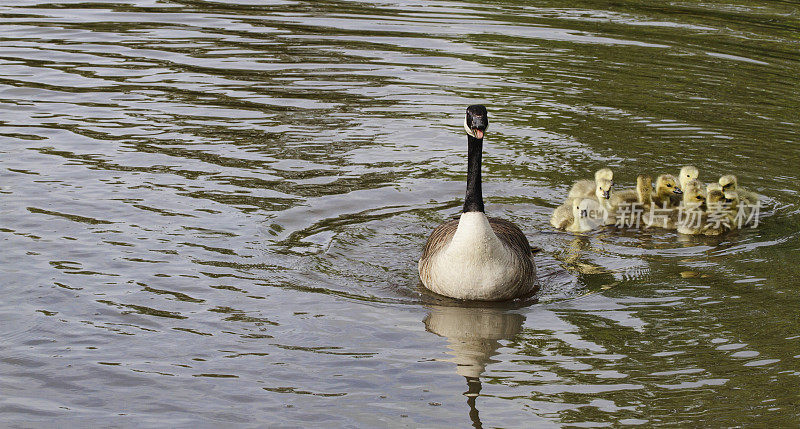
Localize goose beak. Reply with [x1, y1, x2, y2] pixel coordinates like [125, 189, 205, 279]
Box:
[473, 128, 484, 139]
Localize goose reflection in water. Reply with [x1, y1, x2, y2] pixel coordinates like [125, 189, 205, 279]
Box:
[424, 305, 525, 428]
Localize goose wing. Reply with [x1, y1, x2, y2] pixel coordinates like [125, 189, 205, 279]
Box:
[419, 218, 459, 262]
[488, 217, 533, 258]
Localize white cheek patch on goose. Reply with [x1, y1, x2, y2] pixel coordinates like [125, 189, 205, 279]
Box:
[464, 115, 476, 138]
[463, 116, 487, 138]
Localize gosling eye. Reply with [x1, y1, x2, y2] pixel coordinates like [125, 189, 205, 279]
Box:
[696, 196, 703, 200]
[667, 184, 672, 188]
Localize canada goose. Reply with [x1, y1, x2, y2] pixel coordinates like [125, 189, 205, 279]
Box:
[568, 168, 613, 199]
[676, 181, 707, 235]
[651, 174, 683, 208]
[637, 175, 654, 208]
[719, 175, 759, 206]
[418, 105, 537, 301]
[679, 166, 700, 191]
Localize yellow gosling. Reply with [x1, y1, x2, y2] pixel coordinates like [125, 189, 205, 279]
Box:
[703, 189, 732, 236]
[551, 198, 577, 230]
[610, 175, 652, 208]
[719, 175, 759, 206]
[651, 174, 683, 208]
[568, 168, 613, 199]
[676, 181, 707, 235]
[566, 198, 604, 233]
[679, 166, 700, 191]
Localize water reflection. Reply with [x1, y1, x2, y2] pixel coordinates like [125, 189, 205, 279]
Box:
[424, 305, 525, 428]
[1, 0, 799, 426]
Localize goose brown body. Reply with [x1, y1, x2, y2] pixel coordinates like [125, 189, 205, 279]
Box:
[419, 216, 537, 301]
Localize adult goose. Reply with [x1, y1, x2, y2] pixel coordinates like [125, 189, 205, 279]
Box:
[418, 105, 538, 301]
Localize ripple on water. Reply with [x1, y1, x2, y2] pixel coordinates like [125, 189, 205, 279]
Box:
[1, 0, 799, 427]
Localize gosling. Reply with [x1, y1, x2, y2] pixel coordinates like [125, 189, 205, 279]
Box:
[551, 197, 603, 232]
[679, 166, 702, 191]
[568, 168, 613, 199]
[676, 181, 708, 235]
[567, 199, 603, 233]
[610, 174, 653, 210]
[719, 175, 759, 206]
[703, 188, 733, 236]
[651, 174, 683, 208]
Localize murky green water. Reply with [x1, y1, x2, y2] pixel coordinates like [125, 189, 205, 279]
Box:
[2, 0, 799, 426]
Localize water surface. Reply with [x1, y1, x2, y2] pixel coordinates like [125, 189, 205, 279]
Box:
[2, 0, 799, 426]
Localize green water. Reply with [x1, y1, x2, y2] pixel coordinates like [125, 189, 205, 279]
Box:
[1, 0, 799, 426]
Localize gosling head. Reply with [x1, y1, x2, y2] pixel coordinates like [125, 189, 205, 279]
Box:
[573, 198, 603, 230]
[572, 199, 588, 219]
[706, 182, 722, 193]
[719, 174, 739, 196]
[656, 174, 682, 197]
[707, 189, 726, 208]
[594, 168, 614, 184]
[679, 166, 699, 189]
[724, 189, 740, 208]
[464, 105, 488, 139]
[595, 178, 613, 200]
[683, 181, 706, 208]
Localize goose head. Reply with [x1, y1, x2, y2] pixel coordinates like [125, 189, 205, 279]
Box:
[679, 166, 699, 190]
[655, 174, 682, 198]
[719, 174, 739, 199]
[572, 200, 587, 221]
[573, 198, 602, 231]
[595, 178, 613, 200]
[682, 180, 706, 208]
[707, 188, 726, 208]
[724, 189, 740, 209]
[464, 105, 488, 139]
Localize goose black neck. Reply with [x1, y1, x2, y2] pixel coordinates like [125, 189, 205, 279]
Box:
[463, 134, 484, 213]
